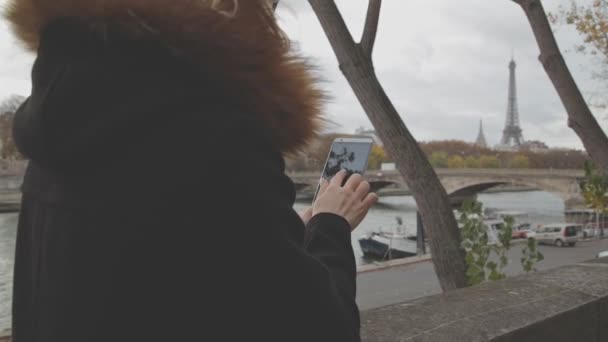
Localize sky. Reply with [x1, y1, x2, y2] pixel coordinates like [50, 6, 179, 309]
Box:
[1, 0, 607, 149]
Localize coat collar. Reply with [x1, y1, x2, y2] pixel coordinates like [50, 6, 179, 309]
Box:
[5, 0, 324, 155]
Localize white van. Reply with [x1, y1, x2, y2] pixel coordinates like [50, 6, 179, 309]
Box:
[534, 223, 581, 247]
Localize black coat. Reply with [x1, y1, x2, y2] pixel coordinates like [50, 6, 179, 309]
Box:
[7, 2, 360, 341]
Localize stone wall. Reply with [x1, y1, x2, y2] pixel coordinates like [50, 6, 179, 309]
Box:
[362, 257, 608, 341]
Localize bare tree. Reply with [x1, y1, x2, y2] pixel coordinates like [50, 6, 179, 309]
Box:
[513, 0, 608, 172]
[0, 95, 26, 160]
[0, 94, 26, 115]
[303, 0, 467, 291]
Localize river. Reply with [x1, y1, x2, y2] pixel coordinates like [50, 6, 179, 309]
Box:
[0, 190, 565, 335]
[295, 190, 565, 261]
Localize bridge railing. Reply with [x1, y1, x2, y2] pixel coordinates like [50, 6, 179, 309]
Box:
[433, 168, 584, 177]
[287, 168, 584, 179]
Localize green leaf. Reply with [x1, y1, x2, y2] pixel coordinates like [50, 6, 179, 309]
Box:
[500, 255, 508, 267]
[486, 261, 498, 271]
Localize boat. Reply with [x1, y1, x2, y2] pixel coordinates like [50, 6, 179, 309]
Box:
[359, 232, 418, 260]
[404, 214, 511, 246]
[358, 217, 418, 260]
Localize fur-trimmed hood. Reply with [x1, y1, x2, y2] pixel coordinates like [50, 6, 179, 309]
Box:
[4, 0, 323, 154]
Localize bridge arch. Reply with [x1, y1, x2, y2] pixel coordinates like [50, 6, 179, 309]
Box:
[289, 169, 585, 208]
[444, 177, 582, 204]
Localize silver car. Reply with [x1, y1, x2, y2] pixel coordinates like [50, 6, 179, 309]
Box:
[534, 223, 581, 247]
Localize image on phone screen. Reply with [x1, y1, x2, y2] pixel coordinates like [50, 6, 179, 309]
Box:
[313, 138, 373, 203]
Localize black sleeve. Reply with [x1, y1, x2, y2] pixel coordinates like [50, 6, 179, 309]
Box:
[243, 208, 361, 342]
[305, 213, 359, 327]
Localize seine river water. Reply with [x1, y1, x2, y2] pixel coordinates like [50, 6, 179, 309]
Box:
[0, 190, 565, 334]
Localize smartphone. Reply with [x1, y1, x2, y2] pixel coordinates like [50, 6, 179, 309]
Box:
[312, 137, 374, 203]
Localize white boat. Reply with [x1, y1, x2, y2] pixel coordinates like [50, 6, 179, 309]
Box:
[358, 217, 418, 260]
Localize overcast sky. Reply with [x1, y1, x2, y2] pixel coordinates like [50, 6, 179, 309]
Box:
[1, 0, 606, 149]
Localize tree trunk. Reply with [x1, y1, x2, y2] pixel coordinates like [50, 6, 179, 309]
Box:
[514, 0, 608, 173]
[308, 0, 467, 291]
[599, 212, 604, 238]
[416, 211, 426, 255]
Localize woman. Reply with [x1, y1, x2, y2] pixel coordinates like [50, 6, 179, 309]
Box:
[6, 1, 377, 341]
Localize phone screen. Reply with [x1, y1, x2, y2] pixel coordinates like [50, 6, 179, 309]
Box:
[313, 138, 373, 203]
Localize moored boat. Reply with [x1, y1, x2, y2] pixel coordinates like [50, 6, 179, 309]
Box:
[358, 217, 417, 260]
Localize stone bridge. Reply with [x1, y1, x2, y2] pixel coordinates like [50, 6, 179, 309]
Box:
[289, 168, 585, 208]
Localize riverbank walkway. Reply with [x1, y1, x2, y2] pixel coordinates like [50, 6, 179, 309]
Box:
[357, 237, 608, 310]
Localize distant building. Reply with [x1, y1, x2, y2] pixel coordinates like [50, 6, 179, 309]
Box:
[522, 140, 549, 153]
[549, 147, 576, 152]
[355, 127, 383, 146]
[474, 119, 488, 148]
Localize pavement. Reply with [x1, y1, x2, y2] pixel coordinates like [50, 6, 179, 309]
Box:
[356, 237, 608, 311]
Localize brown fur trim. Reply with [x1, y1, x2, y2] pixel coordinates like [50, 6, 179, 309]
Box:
[4, 0, 324, 155]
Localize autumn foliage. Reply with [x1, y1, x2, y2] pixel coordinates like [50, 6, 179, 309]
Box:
[420, 140, 585, 169]
[550, 0, 608, 109]
[550, 0, 608, 63]
[287, 136, 587, 172]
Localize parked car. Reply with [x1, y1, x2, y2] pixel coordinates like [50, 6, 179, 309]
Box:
[457, 217, 505, 245]
[582, 224, 597, 239]
[598, 251, 608, 258]
[485, 210, 532, 239]
[583, 222, 608, 238]
[534, 223, 581, 247]
[512, 223, 533, 239]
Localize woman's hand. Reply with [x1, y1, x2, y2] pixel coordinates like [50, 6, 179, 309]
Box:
[312, 170, 378, 231]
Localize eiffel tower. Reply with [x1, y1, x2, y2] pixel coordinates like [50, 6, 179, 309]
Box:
[499, 58, 524, 149]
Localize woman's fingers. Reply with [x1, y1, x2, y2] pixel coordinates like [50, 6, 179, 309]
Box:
[330, 169, 347, 187]
[344, 172, 363, 191]
[362, 192, 379, 209]
[312, 170, 378, 231]
[350, 193, 379, 230]
[354, 180, 371, 200]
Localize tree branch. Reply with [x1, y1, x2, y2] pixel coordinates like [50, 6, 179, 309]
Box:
[513, 0, 608, 171]
[359, 0, 382, 58]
